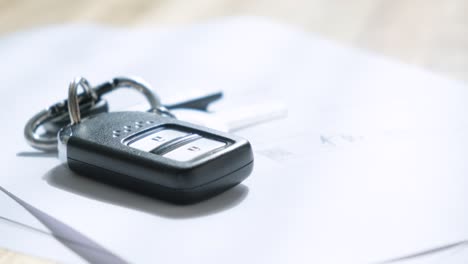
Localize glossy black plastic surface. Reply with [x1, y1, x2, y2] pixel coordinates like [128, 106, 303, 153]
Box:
[66, 111, 254, 204]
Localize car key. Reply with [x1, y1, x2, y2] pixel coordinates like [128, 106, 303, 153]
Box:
[26, 76, 254, 204]
[58, 111, 254, 204]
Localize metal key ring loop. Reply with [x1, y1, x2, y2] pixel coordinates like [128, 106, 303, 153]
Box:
[24, 109, 63, 152]
[69, 76, 177, 125]
[109, 77, 175, 118]
[24, 77, 98, 152]
[68, 76, 175, 124]
[25, 76, 174, 152]
[68, 77, 96, 124]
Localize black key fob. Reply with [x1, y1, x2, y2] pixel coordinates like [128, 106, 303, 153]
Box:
[58, 111, 254, 204]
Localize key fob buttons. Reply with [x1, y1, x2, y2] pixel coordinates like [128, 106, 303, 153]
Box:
[125, 127, 229, 162]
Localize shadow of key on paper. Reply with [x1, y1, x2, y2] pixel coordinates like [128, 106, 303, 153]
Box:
[43, 165, 249, 219]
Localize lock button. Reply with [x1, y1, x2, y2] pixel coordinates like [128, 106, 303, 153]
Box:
[163, 137, 226, 162]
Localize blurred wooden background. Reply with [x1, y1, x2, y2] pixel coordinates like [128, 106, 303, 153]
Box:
[1, 0, 467, 262]
[1, 0, 468, 83]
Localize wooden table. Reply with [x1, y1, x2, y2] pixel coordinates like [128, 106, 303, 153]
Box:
[1, 0, 467, 262]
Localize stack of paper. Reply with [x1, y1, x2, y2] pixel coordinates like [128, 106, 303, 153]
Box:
[1, 17, 467, 263]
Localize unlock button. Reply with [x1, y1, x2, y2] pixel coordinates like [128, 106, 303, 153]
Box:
[128, 129, 188, 152]
[163, 138, 226, 162]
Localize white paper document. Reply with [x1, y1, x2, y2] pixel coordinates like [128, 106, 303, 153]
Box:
[1, 17, 468, 263]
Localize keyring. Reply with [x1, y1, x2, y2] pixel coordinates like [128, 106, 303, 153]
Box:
[24, 78, 98, 152]
[107, 77, 174, 118]
[68, 77, 97, 124]
[25, 76, 175, 152]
